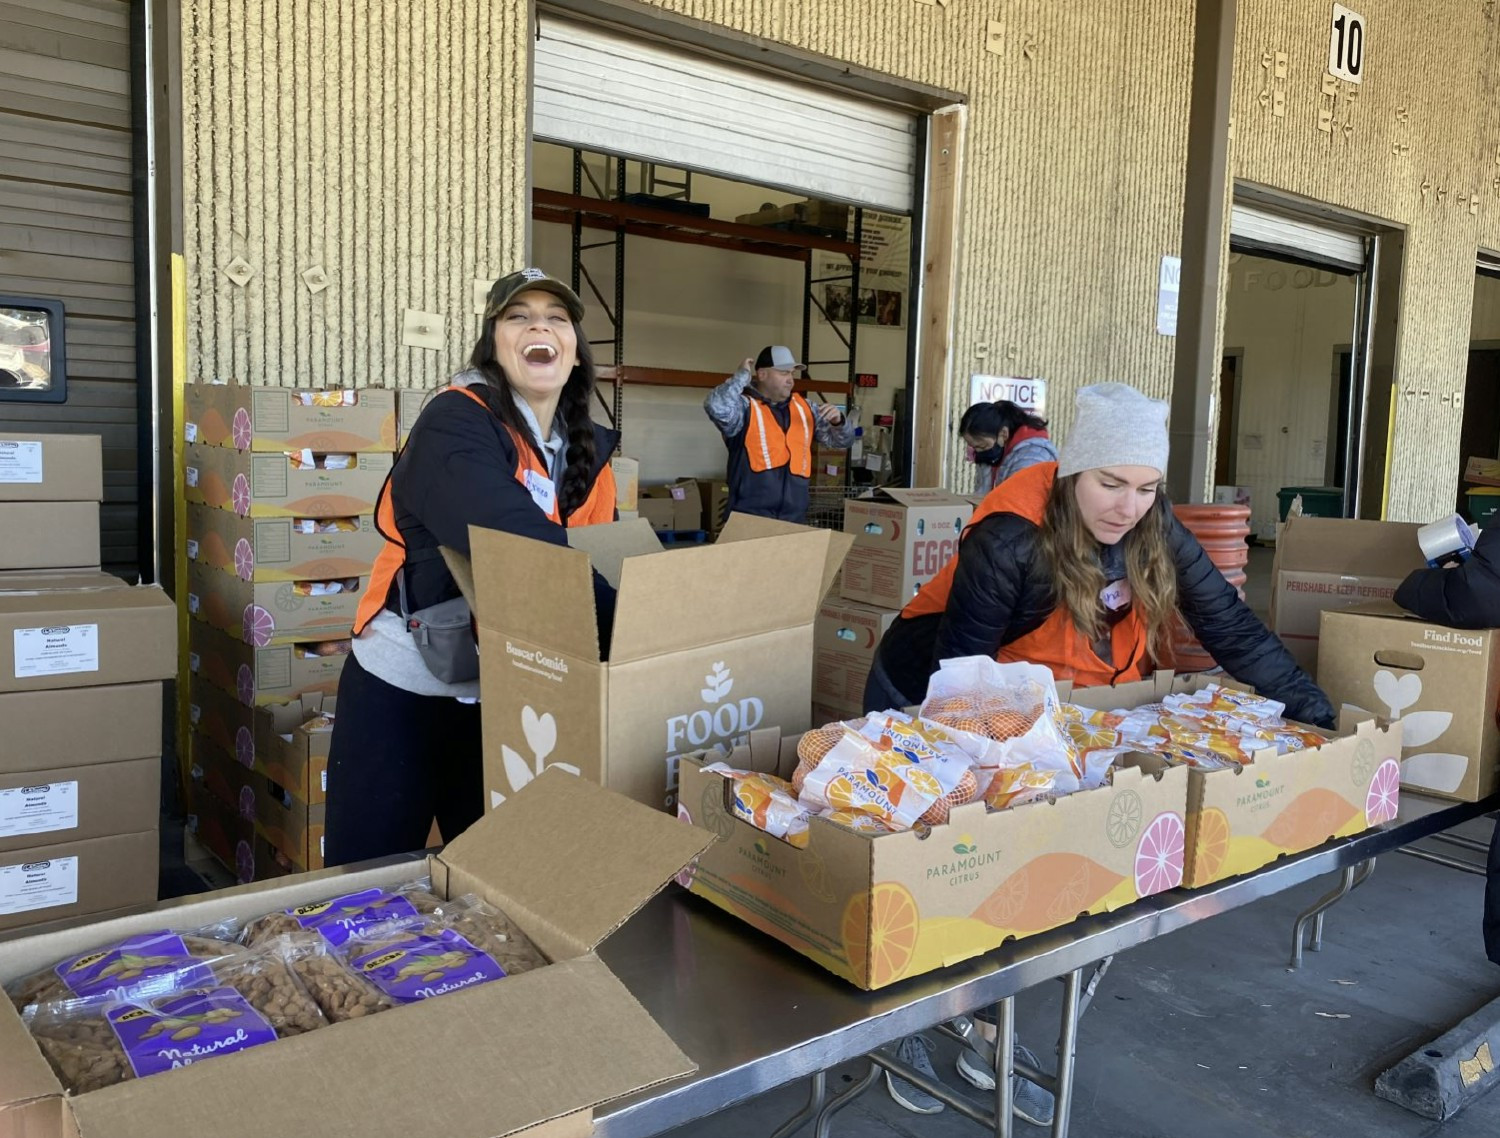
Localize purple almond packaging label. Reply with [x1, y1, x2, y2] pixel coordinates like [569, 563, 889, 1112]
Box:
[108, 987, 277, 1079]
[55, 931, 215, 1001]
[288, 887, 420, 946]
[350, 928, 505, 1002]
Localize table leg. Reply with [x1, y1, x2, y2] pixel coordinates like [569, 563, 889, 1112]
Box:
[994, 996, 1016, 1138]
[811, 1063, 880, 1138]
[1289, 858, 1375, 968]
[769, 1070, 826, 1138]
[1051, 968, 1082, 1138]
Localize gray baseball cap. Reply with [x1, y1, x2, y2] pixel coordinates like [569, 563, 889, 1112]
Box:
[755, 345, 805, 371]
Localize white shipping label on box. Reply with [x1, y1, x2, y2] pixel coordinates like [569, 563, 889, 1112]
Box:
[0, 440, 43, 484]
[0, 854, 78, 916]
[0, 781, 79, 838]
[13, 625, 100, 679]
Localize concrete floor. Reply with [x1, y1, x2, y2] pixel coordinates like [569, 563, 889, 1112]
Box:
[661, 813, 1500, 1138]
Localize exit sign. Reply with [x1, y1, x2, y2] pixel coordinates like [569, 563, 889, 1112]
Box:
[856, 372, 879, 388]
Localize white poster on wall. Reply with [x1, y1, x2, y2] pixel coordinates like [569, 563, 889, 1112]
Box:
[820, 211, 910, 328]
[1156, 255, 1181, 336]
[968, 375, 1047, 414]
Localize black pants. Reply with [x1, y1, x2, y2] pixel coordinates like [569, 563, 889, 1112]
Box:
[323, 652, 483, 866]
[1486, 818, 1500, 966]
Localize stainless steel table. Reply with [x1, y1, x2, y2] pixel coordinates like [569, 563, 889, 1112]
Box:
[595, 791, 1498, 1138]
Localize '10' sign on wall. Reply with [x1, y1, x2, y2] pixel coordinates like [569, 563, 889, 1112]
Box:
[1329, 4, 1366, 84]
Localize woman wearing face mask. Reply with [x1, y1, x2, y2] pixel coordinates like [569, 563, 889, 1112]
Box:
[324, 269, 619, 865]
[871, 384, 1334, 1122]
[960, 400, 1057, 494]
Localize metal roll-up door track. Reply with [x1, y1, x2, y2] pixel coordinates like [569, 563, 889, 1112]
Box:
[1230, 203, 1366, 272]
[533, 16, 918, 213]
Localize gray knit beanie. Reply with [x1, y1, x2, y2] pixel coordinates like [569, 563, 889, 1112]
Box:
[1056, 383, 1170, 477]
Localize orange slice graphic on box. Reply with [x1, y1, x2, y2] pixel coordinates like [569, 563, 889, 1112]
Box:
[971, 852, 1122, 933]
[235, 665, 256, 706]
[1262, 788, 1358, 851]
[1364, 758, 1400, 826]
[196, 529, 231, 569]
[1044, 858, 1096, 922]
[234, 726, 254, 769]
[231, 473, 252, 517]
[842, 882, 919, 987]
[243, 604, 276, 648]
[195, 407, 230, 445]
[194, 469, 229, 507]
[972, 866, 1030, 927]
[1134, 811, 1185, 896]
[231, 406, 254, 450]
[233, 538, 256, 581]
[1193, 807, 1232, 881]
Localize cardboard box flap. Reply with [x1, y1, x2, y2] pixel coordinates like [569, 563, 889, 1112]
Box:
[1273, 516, 1424, 575]
[719, 513, 853, 601]
[440, 769, 713, 955]
[66, 956, 694, 1138]
[461, 527, 600, 661]
[0, 1002, 60, 1110]
[1334, 598, 1418, 621]
[859, 487, 969, 507]
[566, 518, 663, 589]
[610, 529, 833, 663]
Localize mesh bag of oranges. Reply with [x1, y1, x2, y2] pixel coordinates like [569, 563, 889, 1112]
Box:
[702, 766, 811, 848]
[798, 724, 973, 831]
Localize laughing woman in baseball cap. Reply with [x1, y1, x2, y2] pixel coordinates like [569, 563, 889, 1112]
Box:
[325, 269, 620, 865]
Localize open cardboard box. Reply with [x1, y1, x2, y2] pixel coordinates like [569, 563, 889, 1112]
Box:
[186, 503, 383, 582]
[189, 620, 348, 707]
[184, 383, 397, 453]
[186, 559, 363, 645]
[184, 444, 392, 519]
[0, 771, 711, 1138]
[445, 514, 850, 813]
[253, 694, 334, 805]
[1067, 672, 1404, 888]
[677, 729, 1189, 990]
[839, 488, 973, 610]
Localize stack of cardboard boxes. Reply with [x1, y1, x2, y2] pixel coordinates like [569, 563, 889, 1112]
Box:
[813, 488, 974, 721]
[182, 384, 395, 881]
[0, 434, 175, 933]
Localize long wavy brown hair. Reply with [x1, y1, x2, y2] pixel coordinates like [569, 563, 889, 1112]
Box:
[1037, 474, 1179, 664]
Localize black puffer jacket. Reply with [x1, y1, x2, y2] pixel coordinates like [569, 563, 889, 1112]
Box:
[1394, 524, 1500, 629]
[875, 500, 1336, 728]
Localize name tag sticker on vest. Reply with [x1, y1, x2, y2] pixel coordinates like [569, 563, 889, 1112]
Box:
[523, 469, 556, 516]
[1100, 580, 1132, 612]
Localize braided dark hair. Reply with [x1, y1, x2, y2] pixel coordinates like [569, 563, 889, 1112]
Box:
[959, 400, 1048, 439]
[466, 318, 600, 519]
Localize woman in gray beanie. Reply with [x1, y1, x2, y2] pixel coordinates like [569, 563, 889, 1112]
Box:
[869, 383, 1334, 1121]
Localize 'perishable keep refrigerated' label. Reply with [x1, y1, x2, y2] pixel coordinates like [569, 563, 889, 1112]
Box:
[13, 626, 100, 679]
[13, 625, 100, 679]
[0, 856, 79, 916]
[0, 782, 79, 838]
[0, 440, 43, 484]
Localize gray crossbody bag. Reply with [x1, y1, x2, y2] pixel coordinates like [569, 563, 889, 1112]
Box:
[395, 565, 479, 684]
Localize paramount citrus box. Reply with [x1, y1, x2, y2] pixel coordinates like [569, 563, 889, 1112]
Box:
[186, 558, 363, 645]
[189, 619, 348, 707]
[1067, 673, 1404, 889]
[186, 503, 383, 582]
[676, 730, 1189, 990]
[184, 383, 396, 452]
[184, 443, 391, 519]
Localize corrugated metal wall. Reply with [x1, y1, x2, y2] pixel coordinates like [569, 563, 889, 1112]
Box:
[179, 0, 1196, 489]
[0, 0, 138, 570]
[1232, 0, 1500, 522]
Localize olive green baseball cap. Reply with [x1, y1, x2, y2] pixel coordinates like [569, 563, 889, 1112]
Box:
[483, 268, 585, 322]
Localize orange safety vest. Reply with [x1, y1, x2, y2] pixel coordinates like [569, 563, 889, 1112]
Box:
[901, 462, 1152, 687]
[745, 393, 814, 477]
[354, 385, 617, 635]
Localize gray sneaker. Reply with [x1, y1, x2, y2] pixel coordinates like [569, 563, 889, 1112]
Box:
[884, 1034, 945, 1115]
[954, 1041, 1056, 1127]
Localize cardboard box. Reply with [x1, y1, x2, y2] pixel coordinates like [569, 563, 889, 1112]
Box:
[184, 383, 397, 452]
[189, 619, 348, 707]
[184, 443, 392, 519]
[639, 479, 703, 532]
[0, 433, 102, 501]
[0, 683, 162, 773]
[814, 598, 900, 718]
[0, 772, 707, 1138]
[677, 734, 1189, 989]
[257, 787, 325, 872]
[0, 829, 157, 934]
[1067, 672, 1404, 888]
[189, 732, 261, 824]
[189, 674, 257, 763]
[186, 559, 363, 645]
[0, 757, 157, 856]
[1464, 456, 1500, 487]
[840, 488, 973, 610]
[186, 767, 258, 883]
[0, 502, 99, 570]
[734, 199, 850, 230]
[0, 574, 175, 694]
[254, 695, 333, 805]
[1269, 516, 1426, 675]
[186, 503, 383, 582]
[696, 479, 731, 535]
[1317, 602, 1500, 801]
[447, 515, 849, 812]
[612, 456, 640, 513]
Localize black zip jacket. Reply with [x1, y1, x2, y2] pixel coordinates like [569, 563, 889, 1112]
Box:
[876, 501, 1337, 728]
[1394, 524, 1500, 629]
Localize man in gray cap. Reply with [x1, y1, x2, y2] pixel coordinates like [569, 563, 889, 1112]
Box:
[703, 345, 855, 523]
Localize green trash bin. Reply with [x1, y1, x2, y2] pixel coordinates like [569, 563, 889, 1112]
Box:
[1467, 487, 1500, 526]
[1276, 486, 1344, 521]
